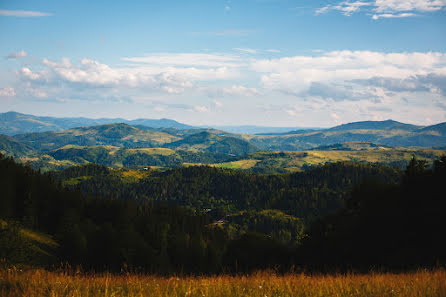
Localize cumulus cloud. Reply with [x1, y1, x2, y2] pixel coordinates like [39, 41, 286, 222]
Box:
[10, 50, 446, 126]
[194, 105, 210, 112]
[374, 0, 446, 13]
[316, 0, 446, 18]
[18, 55, 244, 98]
[223, 85, 259, 97]
[352, 73, 446, 95]
[0, 87, 16, 97]
[6, 50, 27, 59]
[316, 1, 371, 16]
[13, 53, 263, 106]
[252, 51, 446, 100]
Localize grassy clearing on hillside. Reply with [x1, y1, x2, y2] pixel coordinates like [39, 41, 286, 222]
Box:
[213, 159, 260, 170]
[1, 269, 444, 297]
[125, 147, 176, 155]
[120, 169, 151, 180]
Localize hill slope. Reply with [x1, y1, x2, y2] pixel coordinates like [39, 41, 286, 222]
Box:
[0, 111, 193, 135]
[0, 134, 35, 157]
[165, 131, 259, 156]
[327, 120, 421, 131]
[13, 123, 181, 151]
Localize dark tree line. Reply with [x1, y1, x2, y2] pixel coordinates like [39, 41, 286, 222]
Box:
[298, 156, 446, 271]
[54, 162, 401, 224]
[1, 152, 444, 273]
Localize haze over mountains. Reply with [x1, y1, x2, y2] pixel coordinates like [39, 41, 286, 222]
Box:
[0, 111, 193, 136]
[1, 111, 446, 173]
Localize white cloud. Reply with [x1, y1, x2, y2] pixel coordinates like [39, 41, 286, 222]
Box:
[0, 87, 16, 97]
[233, 48, 257, 54]
[0, 9, 52, 17]
[266, 49, 281, 53]
[122, 53, 242, 68]
[374, 0, 446, 13]
[194, 105, 210, 112]
[6, 50, 27, 59]
[18, 56, 243, 98]
[316, 1, 371, 16]
[223, 85, 259, 97]
[9, 50, 446, 126]
[372, 12, 417, 19]
[213, 100, 223, 107]
[316, 0, 446, 18]
[252, 51, 446, 99]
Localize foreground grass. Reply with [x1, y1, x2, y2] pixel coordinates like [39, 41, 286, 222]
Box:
[1, 269, 445, 297]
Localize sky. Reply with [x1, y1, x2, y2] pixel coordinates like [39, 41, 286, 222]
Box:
[0, 0, 445, 127]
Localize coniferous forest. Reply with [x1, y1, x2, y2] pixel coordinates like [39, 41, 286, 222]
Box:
[1, 152, 445, 274]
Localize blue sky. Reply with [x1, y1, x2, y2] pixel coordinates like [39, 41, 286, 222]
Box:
[1, 0, 445, 127]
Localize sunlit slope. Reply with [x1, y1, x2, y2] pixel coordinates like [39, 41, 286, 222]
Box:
[20, 145, 238, 171]
[13, 123, 181, 151]
[209, 147, 446, 173]
[244, 128, 446, 150]
[0, 219, 58, 265]
[0, 134, 35, 157]
[165, 131, 259, 156]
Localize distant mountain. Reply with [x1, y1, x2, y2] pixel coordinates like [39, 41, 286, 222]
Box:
[165, 131, 259, 156]
[207, 125, 318, 135]
[310, 142, 393, 151]
[128, 118, 193, 129]
[327, 120, 421, 132]
[246, 122, 446, 150]
[0, 111, 193, 135]
[13, 123, 180, 151]
[0, 134, 35, 158]
[418, 122, 446, 136]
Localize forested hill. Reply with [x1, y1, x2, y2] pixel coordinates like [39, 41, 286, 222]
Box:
[1, 153, 445, 273]
[54, 161, 401, 223]
[301, 156, 446, 269]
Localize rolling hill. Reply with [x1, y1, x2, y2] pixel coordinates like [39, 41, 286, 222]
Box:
[208, 148, 446, 174]
[326, 119, 421, 132]
[165, 131, 259, 156]
[0, 111, 193, 135]
[0, 134, 35, 158]
[13, 123, 181, 151]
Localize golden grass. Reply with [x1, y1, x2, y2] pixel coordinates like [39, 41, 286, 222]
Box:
[120, 169, 151, 180]
[125, 148, 176, 156]
[214, 159, 260, 170]
[1, 269, 445, 297]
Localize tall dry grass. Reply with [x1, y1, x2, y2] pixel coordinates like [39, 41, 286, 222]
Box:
[1, 267, 445, 297]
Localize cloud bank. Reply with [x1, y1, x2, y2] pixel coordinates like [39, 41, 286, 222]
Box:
[7, 50, 446, 126]
[316, 0, 446, 19]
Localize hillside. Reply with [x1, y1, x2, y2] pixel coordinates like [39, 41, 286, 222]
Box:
[245, 124, 446, 150]
[165, 131, 259, 156]
[208, 148, 445, 174]
[0, 111, 193, 135]
[13, 123, 181, 151]
[38, 145, 236, 170]
[419, 122, 446, 136]
[0, 134, 35, 158]
[327, 120, 421, 132]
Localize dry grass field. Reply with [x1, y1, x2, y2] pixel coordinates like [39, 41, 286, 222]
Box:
[1, 268, 445, 297]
